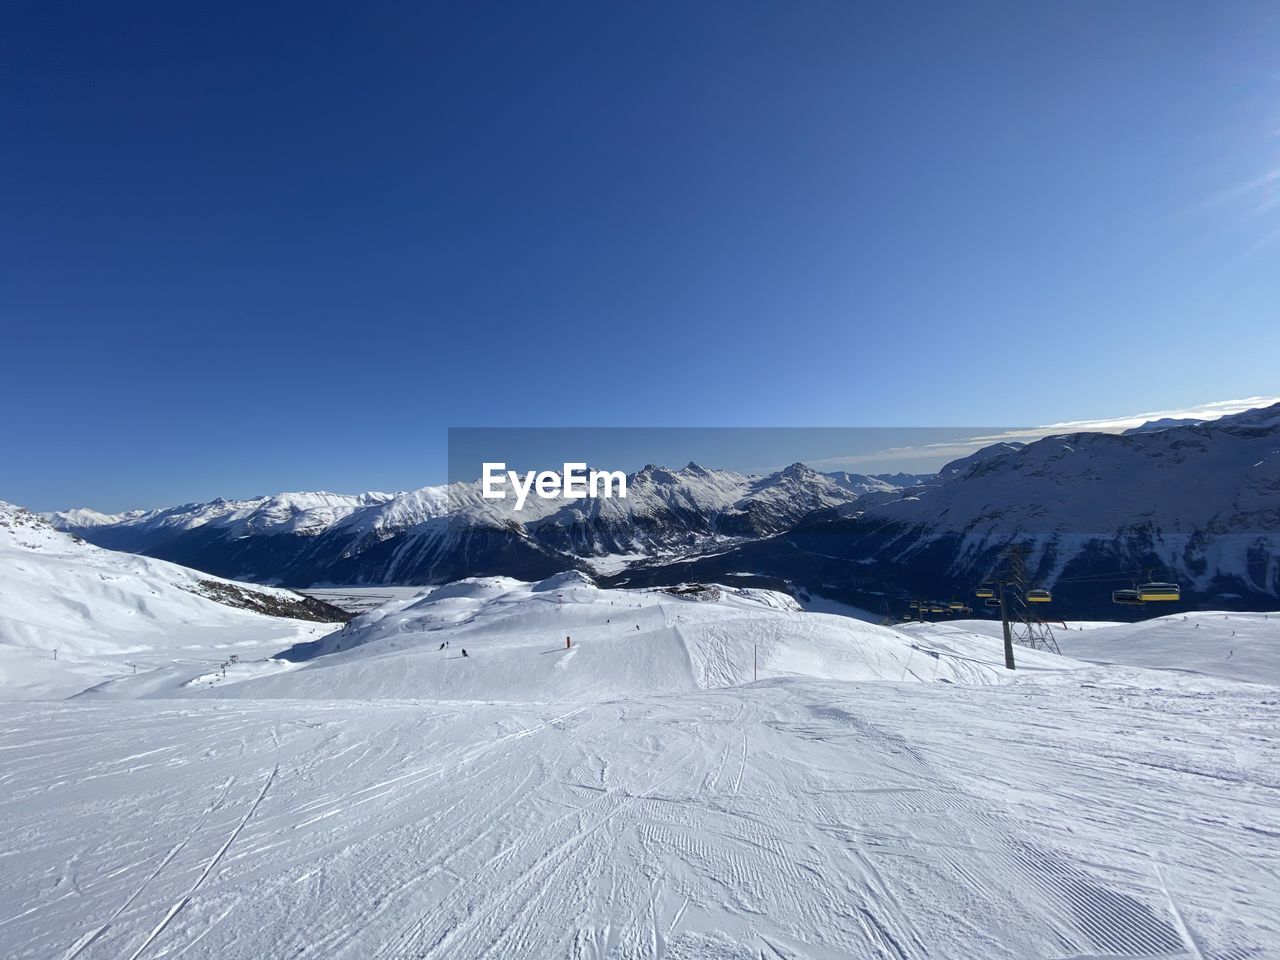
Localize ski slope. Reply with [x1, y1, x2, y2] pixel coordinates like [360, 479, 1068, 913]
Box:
[2, 670, 1274, 959]
[1, 564, 1276, 958]
[910, 611, 1280, 685]
[0, 503, 339, 700]
[106, 574, 1066, 703]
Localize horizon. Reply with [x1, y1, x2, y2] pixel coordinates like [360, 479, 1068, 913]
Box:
[27, 394, 1278, 513]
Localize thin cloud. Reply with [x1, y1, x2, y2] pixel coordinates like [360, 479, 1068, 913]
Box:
[808, 396, 1280, 472]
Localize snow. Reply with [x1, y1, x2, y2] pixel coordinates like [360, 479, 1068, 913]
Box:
[49, 491, 402, 539]
[580, 552, 658, 576]
[1, 670, 1274, 959]
[40, 506, 149, 528]
[792, 589, 886, 623]
[0, 503, 336, 700]
[909, 611, 1280, 685]
[1, 550, 1277, 958]
[301, 586, 433, 614]
[138, 577, 1062, 704]
[1057, 610, 1280, 684]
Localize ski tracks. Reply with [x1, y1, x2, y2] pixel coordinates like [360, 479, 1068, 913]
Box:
[58, 776, 237, 960]
[123, 764, 278, 960]
[375, 717, 705, 960]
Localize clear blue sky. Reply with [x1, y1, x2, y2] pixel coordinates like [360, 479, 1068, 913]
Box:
[3, 2, 1278, 511]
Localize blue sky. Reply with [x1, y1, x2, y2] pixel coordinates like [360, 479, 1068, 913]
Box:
[3, 2, 1279, 511]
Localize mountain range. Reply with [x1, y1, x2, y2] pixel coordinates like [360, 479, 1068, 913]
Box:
[49, 463, 920, 588]
[613, 404, 1280, 616]
[44, 403, 1280, 616]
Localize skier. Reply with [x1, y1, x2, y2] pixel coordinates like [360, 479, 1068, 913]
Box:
[566, 636, 572, 649]
[461, 648, 469, 658]
[439, 642, 446, 651]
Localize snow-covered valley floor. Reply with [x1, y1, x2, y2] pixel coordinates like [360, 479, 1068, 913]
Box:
[1, 562, 1277, 958]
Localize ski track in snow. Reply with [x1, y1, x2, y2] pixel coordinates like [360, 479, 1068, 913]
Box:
[123, 764, 277, 960]
[0, 674, 1275, 960]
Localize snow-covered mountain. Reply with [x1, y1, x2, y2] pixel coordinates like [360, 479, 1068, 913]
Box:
[47, 490, 399, 550]
[614, 404, 1280, 616]
[937, 441, 1026, 477]
[49, 463, 874, 587]
[1123, 416, 1204, 434]
[824, 471, 924, 495]
[45, 403, 1280, 612]
[0, 502, 347, 698]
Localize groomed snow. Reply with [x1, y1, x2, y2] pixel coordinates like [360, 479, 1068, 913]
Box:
[908, 612, 1280, 685]
[1, 558, 1276, 958]
[2, 670, 1274, 959]
[139, 576, 1067, 703]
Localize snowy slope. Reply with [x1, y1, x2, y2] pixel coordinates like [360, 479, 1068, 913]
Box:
[1123, 416, 1204, 434]
[1051, 611, 1279, 683]
[900, 611, 1280, 684]
[2, 664, 1273, 959]
[1, 542, 1276, 957]
[824, 471, 913, 495]
[108, 573, 1065, 704]
[0, 503, 342, 699]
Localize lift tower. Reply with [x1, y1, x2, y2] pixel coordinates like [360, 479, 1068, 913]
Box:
[982, 545, 1061, 669]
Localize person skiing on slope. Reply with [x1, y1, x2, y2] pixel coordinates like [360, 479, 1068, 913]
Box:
[461, 648, 469, 657]
[439, 642, 446, 651]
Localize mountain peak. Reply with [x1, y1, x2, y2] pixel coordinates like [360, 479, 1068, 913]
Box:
[776, 462, 818, 479]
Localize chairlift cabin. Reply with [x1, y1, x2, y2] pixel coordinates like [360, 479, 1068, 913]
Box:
[1112, 588, 1143, 606]
[929, 606, 946, 614]
[1026, 589, 1052, 603]
[948, 601, 966, 611]
[975, 586, 995, 599]
[1139, 582, 1181, 602]
[984, 597, 1001, 608]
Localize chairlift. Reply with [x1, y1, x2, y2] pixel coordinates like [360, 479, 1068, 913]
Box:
[948, 601, 965, 611]
[1026, 588, 1052, 603]
[1112, 588, 1143, 606]
[1139, 582, 1181, 602]
[984, 597, 1001, 608]
[975, 586, 995, 599]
